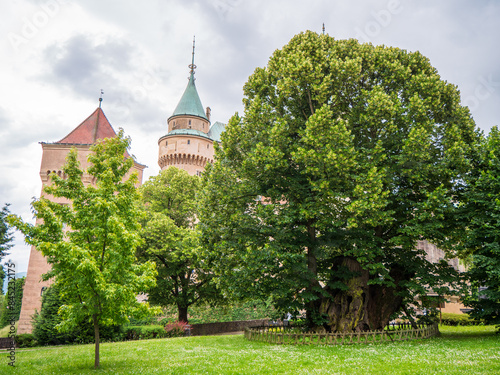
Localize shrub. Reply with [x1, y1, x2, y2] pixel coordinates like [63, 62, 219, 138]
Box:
[0, 277, 25, 328]
[32, 287, 75, 345]
[164, 321, 189, 338]
[440, 313, 484, 326]
[158, 299, 276, 324]
[124, 325, 166, 340]
[15, 333, 37, 348]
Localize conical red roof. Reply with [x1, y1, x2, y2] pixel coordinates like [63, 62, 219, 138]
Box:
[57, 107, 116, 144]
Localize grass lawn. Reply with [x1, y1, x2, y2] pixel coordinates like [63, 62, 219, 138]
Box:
[0, 322, 17, 337]
[1, 325, 498, 374]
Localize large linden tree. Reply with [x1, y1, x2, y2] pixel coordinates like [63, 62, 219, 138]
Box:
[199, 31, 480, 332]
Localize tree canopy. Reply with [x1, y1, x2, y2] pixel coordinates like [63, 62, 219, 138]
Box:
[0, 204, 13, 260]
[138, 167, 220, 322]
[9, 131, 157, 368]
[461, 126, 500, 325]
[199, 31, 480, 332]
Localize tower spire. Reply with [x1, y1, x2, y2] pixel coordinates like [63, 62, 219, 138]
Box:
[188, 36, 196, 78]
[98, 89, 104, 108]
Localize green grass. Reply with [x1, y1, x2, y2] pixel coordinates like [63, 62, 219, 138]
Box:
[0, 322, 17, 338]
[2, 325, 498, 374]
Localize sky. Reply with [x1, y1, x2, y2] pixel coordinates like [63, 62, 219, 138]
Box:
[1, 0, 499, 273]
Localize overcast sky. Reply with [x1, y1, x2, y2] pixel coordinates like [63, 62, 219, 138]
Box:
[1, 0, 499, 273]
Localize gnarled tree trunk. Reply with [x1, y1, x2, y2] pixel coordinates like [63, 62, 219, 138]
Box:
[319, 257, 410, 332]
[319, 257, 370, 332]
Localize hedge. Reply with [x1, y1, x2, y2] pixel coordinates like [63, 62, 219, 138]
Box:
[440, 313, 484, 326]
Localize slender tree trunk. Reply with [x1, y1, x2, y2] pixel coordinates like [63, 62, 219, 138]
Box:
[178, 305, 189, 323]
[93, 313, 100, 369]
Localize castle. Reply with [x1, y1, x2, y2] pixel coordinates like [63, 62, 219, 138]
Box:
[17, 49, 225, 334]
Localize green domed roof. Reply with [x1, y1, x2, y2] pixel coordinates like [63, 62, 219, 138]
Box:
[170, 72, 208, 121]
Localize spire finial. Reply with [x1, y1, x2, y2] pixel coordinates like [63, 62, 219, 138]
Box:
[322, 23, 325, 35]
[99, 89, 104, 108]
[188, 36, 196, 78]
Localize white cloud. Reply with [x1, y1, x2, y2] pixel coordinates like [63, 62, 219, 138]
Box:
[1, 0, 499, 272]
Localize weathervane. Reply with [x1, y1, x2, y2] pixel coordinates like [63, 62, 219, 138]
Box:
[99, 89, 104, 108]
[188, 36, 196, 79]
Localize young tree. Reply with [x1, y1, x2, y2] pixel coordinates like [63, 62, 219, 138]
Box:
[9, 131, 157, 368]
[461, 126, 500, 325]
[139, 167, 220, 322]
[199, 31, 479, 332]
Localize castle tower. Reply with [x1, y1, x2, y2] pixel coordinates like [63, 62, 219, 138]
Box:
[158, 39, 225, 176]
[17, 107, 146, 334]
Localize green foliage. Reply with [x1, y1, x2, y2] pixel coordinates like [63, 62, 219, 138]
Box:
[8, 130, 157, 368]
[138, 168, 221, 322]
[0, 204, 13, 260]
[0, 266, 4, 295]
[0, 276, 25, 328]
[123, 325, 166, 340]
[159, 299, 277, 324]
[32, 286, 124, 345]
[15, 333, 37, 348]
[199, 31, 479, 330]
[460, 126, 500, 325]
[440, 313, 483, 326]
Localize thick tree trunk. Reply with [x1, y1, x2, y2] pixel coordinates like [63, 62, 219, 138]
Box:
[365, 284, 403, 329]
[178, 305, 188, 323]
[319, 257, 370, 332]
[365, 264, 410, 329]
[93, 314, 100, 369]
[320, 257, 412, 332]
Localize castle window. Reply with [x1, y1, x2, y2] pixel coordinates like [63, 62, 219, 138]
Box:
[187, 140, 191, 145]
[207, 144, 209, 149]
[41, 286, 47, 296]
[189, 120, 191, 125]
[166, 141, 168, 146]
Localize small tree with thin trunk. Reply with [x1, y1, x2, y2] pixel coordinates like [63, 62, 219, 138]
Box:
[9, 130, 157, 368]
